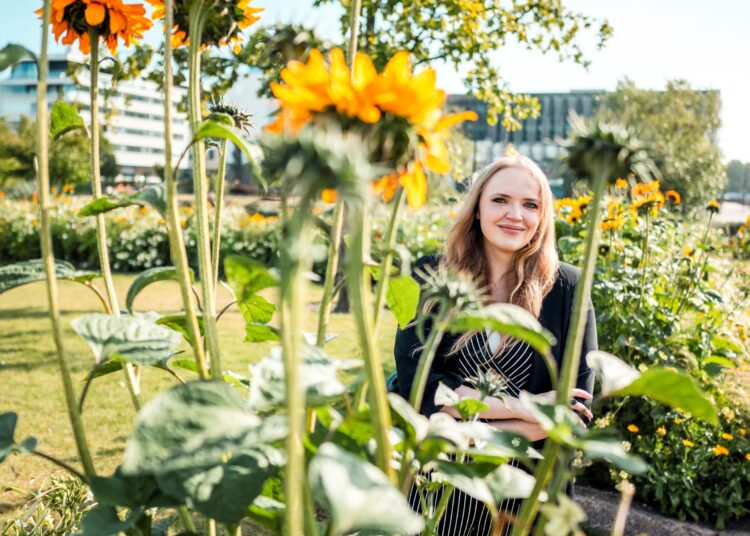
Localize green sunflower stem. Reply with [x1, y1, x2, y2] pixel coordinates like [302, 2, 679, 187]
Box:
[408, 306, 447, 411]
[38, 0, 96, 480]
[162, 0, 208, 379]
[513, 162, 610, 536]
[280, 193, 316, 536]
[88, 28, 142, 411]
[347, 201, 395, 480]
[372, 187, 405, 330]
[211, 138, 229, 290]
[315, 198, 345, 346]
[187, 1, 223, 380]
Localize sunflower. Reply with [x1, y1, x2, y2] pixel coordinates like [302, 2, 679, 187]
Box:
[267, 48, 476, 208]
[148, 0, 262, 52]
[665, 189, 681, 205]
[706, 199, 720, 214]
[614, 178, 628, 190]
[631, 180, 660, 198]
[41, 0, 152, 54]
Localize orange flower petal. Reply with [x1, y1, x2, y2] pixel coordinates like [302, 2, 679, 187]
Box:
[85, 2, 106, 26]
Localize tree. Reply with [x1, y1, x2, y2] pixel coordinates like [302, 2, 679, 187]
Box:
[313, 0, 612, 129]
[595, 80, 726, 210]
[0, 114, 117, 189]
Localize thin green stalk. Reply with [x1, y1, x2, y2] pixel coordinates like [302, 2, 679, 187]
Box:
[211, 138, 229, 290]
[37, 0, 96, 479]
[373, 187, 405, 329]
[162, 0, 208, 379]
[187, 1, 223, 379]
[408, 305, 448, 410]
[532, 449, 573, 536]
[637, 211, 650, 309]
[514, 163, 611, 536]
[315, 199, 345, 346]
[347, 203, 395, 479]
[280, 193, 316, 536]
[87, 29, 142, 411]
[176, 506, 196, 534]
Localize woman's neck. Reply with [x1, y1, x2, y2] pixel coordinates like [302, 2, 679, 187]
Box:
[484, 245, 515, 303]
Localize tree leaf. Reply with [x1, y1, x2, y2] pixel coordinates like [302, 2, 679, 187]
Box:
[126, 266, 193, 312]
[309, 443, 424, 536]
[386, 275, 420, 328]
[248, 346, 361, 413]
[224, 255, 277, 303]
[194, 119, 266, 189]
[50, 101, 86, 140]
[245, 323, 280, 343]
[449, 303, 556, 355]
[0, 259, 97, 294]
[71, 313, 181, 366]
[0, 44, 35, 72]
[121, 381, 286, 476]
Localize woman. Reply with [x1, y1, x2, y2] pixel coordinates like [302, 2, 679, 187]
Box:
[394, 155, 597, 536]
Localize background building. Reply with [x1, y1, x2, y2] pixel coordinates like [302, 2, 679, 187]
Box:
[0, 53, 191, 186]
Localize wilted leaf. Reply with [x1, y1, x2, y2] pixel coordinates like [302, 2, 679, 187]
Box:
[0, 44, 35, 72]
[449, 303, 556, 355]
[71, 313, 181, 366]
[50, 101, 86, 140]
[126, 266, 193, 312]
[309, 443, 424, 536]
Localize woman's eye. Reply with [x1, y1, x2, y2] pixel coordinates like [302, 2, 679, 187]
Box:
[525, 202, 539, 209]
[492, 198, 507, 204]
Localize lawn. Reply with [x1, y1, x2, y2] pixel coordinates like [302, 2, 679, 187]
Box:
[0, 274, 400, 523]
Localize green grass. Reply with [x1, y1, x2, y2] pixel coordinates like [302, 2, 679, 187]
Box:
[0, 274, 399, 523]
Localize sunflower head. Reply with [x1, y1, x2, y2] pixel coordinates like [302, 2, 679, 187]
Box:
[149, 0, 262, 50]
[563, 113, 659, 185]
[208, 100, 253, 133]
[44, 0, 152, 54]
[706, 199, 720, 214]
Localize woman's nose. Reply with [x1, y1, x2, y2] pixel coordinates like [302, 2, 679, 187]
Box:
[506, 203, 523, 219]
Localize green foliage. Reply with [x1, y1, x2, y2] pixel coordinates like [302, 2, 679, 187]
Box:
[0, 413, 37, 463]
[0, 259, 97, 294]
[0, 44, 35, 72]
[596, 80, 726, 209]
[125, 266, 192, 312]
[50, 101, 86, 141]
[385, 274, 420, 328]
[78, 185, 167, 217]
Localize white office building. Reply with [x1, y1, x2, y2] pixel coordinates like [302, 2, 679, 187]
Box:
[0, 53, 191, 184]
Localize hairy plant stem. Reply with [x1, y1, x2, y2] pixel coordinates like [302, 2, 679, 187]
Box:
[162, 0, 208, 379]
[347, 202, 395, 480]
[513, 163, 610, 536]
[408, 305, 448, 411]
[372, 187, 405, 330]
[37, 1, 96, 479]
[87, 29, 142, 411]
[187, 1, 223, 379]
[315, 199, 345, 346]
[280, 192, 316, 536]
[211, 138, 229, 289]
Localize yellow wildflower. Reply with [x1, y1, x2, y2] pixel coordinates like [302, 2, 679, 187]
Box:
[713, 444, 729, 456]
[706, 200, 720, 214]
[721, 433, 734, 441]
[631, 180, 660, 198]
[614, 178, 628, 189]
[675, 418, 683, 425]
[656, 426, 666, 436]
[740, 428, 747, 437]
[321, 189, 337, 204]
[682, 439, 694, 447]
[746, 453, 750, 461]
[627, 424, 639, 433]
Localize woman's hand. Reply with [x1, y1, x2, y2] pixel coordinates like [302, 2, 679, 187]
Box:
[487, 419, 548, 442]
[535, 388, 593, 424]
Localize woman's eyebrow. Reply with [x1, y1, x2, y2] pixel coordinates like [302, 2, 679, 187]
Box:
[490, 193, 540, 202]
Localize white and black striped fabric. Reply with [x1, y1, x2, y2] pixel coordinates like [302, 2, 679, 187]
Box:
[408, 330, 534, 536]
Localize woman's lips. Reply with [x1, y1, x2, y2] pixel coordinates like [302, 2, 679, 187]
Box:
[499, 225, 525, 234]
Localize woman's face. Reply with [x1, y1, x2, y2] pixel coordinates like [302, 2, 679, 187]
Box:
[476, 167, 542, 257]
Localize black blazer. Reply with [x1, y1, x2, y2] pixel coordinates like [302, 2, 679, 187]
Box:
[394, 253, 597, 417]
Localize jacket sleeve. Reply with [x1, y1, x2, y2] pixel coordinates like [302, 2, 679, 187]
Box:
[393, 254, 463, 416]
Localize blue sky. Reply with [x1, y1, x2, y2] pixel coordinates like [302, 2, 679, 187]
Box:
[2, 0, 749, 161]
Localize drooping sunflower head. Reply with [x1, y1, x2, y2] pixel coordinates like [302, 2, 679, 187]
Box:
[44, 0, 152, 54]
[148, 0, 262, 51]
[207, 99, 253, 133]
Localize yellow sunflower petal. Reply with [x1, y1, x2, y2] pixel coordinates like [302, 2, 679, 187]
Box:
[400, 165, 427, 209]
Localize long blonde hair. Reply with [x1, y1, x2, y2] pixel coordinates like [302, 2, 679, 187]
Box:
[443, 154, 559, 357]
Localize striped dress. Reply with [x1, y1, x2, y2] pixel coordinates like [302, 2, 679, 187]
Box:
[407, 330, 534, 536]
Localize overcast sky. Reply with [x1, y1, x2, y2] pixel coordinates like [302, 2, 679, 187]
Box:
[2, 0, 748, 162]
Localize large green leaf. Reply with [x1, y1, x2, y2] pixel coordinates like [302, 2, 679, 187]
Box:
[0, 259, 97, 294]
[89, 469, 178, 509]
[195, 118, 266, 188]
[126, 266, 193, 312]
[244, 323, 280, 343]
[78, 185, 167, 218]
[50, 101, 86, 140]
[588, 350, 718, 425]
[309, 443, 424, 536]
[71, 313, 181, 366]
[224, 255, 278, 302]
[435, 461, 535, 504]
[0, 413, 37, 463]
[388, 393, 429, 444]
[449, 303, 556, 355]
[386, 275, 420, 328]
[248, 346, 360, 413]
[121, 381, 286, 476]
[237, 294, 276, 324]
[79, 504, 144, 536]
[577, 438, 648, 475]
[156, 313, 204, 344]
[0, 44, 35, 72]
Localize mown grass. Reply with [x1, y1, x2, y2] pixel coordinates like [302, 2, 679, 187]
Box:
[0, 274, 399, 523]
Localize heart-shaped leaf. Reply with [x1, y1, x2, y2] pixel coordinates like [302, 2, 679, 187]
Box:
[386, 275, 420, 328]
[126, 266, 194, 312]
[50, 101, 86, 140]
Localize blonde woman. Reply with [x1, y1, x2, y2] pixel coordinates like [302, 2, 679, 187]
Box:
[394, 155, 596, 536]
